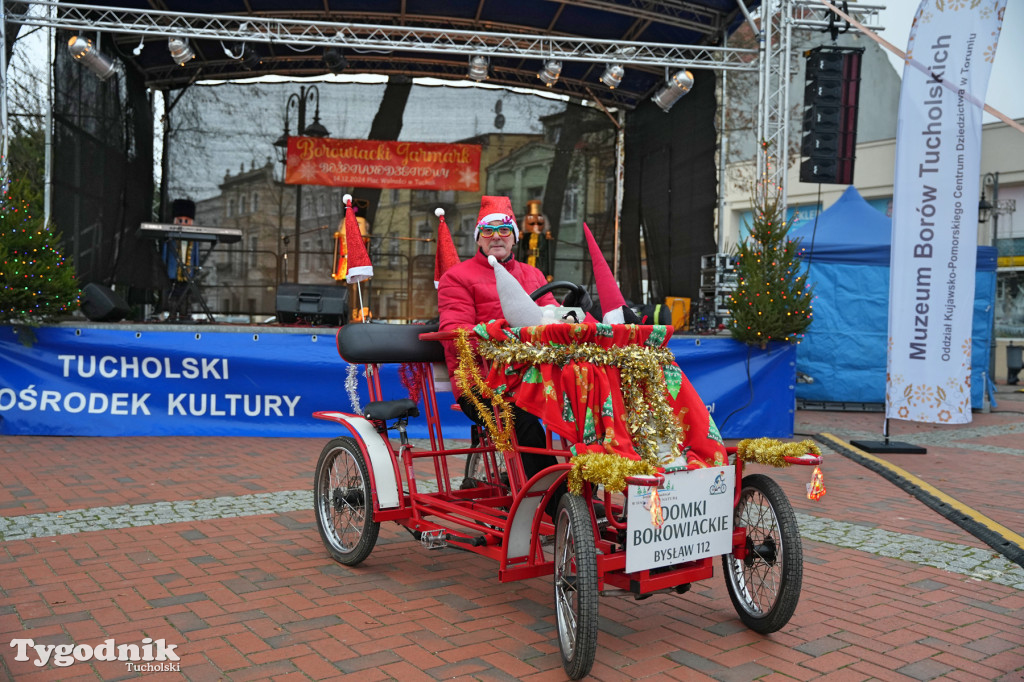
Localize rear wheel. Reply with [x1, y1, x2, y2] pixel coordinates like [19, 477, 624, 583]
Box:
[553, 494, 599, 680]
[722, 474, 803, 633]
[314, 437, 380, 566]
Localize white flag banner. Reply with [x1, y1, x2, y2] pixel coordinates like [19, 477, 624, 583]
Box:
[887, 0, 1006, 424]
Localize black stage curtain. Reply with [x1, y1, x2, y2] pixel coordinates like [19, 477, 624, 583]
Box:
[620, 68, 719, 305]
[52, 31, 161, 292]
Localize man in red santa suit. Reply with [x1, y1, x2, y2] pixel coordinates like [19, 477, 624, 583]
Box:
[438, 196, 561, 504]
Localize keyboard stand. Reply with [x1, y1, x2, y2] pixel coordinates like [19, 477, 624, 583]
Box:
[161, 237, 216, 323]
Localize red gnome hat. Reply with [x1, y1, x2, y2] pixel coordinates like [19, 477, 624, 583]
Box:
[583, 222, 636, 324]
[474, 195, 519, 241]
[433, 207, 461, 289]
[343, 194, 373, 283]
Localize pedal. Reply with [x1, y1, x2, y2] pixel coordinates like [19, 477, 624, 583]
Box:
[420, 529, 447, 549]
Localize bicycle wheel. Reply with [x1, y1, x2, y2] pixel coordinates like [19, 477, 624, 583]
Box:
[553, 494, 599, 680]
[722, 473, 803, 633]
[314, 437, 380, 566]
[462, 451, 485, 488]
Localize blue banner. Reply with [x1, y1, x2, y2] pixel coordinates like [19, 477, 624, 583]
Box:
[0, 325, 794, 440]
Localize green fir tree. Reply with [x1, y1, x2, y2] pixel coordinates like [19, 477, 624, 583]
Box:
[0, 185, 80, 324]
[727, 170, 814, 347]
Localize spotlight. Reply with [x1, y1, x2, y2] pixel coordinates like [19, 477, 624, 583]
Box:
[537, 60, 562, 87]
[67, 35, 116, 81]
[168, 37, 195, 66]
[651, 69, 694, 112]
[599, 63, 624, 89]
[324, 47, 348, 74]
[235, 43, 261, 70]
[467, 55, 489, 82]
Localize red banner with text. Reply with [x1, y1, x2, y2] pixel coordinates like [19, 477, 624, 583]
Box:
[284, 137, 481, 191]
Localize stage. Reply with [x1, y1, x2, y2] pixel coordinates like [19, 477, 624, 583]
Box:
[0, 322, 796, 439]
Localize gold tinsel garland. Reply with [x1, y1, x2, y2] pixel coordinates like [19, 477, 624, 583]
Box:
[735, 437, 821, 468]
[566, 451, 657, 495]
[452, 328, 515, 451]
[477, 337, 684, 470]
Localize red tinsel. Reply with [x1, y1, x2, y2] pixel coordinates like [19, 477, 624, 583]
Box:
[398, 362, 426, 403]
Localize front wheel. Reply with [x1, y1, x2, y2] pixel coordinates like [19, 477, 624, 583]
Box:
[553, 494, 599, 680]
[314, 437, 380, 566]
[722, 473, 803, 633]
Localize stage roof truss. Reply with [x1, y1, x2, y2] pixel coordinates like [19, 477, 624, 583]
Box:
[11, 2, 760, 75]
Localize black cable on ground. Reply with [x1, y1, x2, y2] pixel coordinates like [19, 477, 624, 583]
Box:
[813, 433, 1024, 570]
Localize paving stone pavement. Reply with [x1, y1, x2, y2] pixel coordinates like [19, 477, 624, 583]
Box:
[1, 387, 1023, 680]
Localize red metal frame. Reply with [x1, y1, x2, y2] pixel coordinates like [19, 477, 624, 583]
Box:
[329, 328, 822, 596]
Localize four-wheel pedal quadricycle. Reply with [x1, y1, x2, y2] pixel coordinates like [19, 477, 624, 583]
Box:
[313, 319, 823, 679]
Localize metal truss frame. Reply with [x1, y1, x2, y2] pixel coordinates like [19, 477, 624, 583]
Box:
[8, 1, 760, 72]
[2, 0, 885, 224]
[756, 0, 884, 218]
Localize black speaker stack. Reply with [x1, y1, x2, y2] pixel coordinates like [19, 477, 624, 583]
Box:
[799, 46, 864, 185]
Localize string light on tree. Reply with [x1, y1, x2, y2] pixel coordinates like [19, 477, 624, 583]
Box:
[0, 169, 79, 323]
[726, 141, 814, 347]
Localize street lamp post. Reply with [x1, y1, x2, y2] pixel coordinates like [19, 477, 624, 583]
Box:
[979, 172, 1018, 387]
[274, 85, 330, 282]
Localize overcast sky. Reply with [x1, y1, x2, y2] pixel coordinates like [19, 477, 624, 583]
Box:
[874, 2, 1021, 122]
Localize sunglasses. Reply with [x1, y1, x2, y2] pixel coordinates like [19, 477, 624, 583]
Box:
[479, 226, 514, 238]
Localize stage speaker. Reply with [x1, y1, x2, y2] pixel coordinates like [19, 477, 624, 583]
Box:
[799, 46, 864, 185]
[276, 283, 348, 326]
[81, 283, 131, 322]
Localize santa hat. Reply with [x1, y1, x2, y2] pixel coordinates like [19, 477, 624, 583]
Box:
[433, 207, 461, 289]
[584, 222, 638, 324]
[475, 195, 519, 241]
[487, 255, 544, 327]
[343, 194, 373, 284]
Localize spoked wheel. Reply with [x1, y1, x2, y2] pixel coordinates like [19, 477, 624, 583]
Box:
[722, 473, 803, 633]
[462, 451, 486, 488]
[462, 451, 508, 491]
[314, 437, 380, 566]
[553, 494, 599, 680]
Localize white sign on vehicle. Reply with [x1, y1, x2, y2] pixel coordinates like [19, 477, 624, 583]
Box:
[625, 466, 735, 574]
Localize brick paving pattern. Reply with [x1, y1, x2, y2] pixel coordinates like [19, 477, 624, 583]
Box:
[2, 388, 1023, 680]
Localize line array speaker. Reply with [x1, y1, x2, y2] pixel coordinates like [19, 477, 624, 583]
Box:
[799, 46, 864, 185]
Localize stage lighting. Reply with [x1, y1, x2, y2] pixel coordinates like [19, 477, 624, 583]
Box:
[324, 47, 348, 74]
[168, 37, 195, 66]
[537, 60, 562, 87]
[652, 69, 694, 112]
[67, 35, 116, 81]
[468, 55, 489, 82]
[599, 63, 624, 89]
[237, 44, 261, 70]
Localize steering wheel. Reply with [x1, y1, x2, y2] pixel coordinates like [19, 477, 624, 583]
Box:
[530, 280, 593, 314]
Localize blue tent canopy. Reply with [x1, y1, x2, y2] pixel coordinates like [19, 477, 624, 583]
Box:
[789, 185, 996, 407]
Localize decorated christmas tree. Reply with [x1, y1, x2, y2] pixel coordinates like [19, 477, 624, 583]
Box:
[0, 181, 79, 324]
[727, 153, 813, 347]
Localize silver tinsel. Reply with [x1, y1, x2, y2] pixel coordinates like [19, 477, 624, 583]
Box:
[345, 363, 363, 413]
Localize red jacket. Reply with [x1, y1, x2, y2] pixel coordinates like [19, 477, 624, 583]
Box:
[438, 250, 557, 396]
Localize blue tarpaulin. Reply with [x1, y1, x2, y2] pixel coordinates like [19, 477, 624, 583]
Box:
[0, 325, 795, 439]
[789, 186, 996, 406]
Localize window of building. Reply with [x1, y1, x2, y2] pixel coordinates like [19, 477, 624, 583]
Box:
[388, 240, 401, 267]
[461, 216, 477, 255]
[317, 195, 326, 216]
[251, 192, 259, 212]
[391, 189, 401, 204]
[249, 235, 259, 268]
[240, 195, 248, 215]
[416, 221, 433, 257]
[227, 199, 234, 217]
[562, 185, 581, 223]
